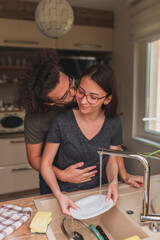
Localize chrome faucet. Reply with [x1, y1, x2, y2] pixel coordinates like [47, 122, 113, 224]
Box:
[97, 148, 160, 223]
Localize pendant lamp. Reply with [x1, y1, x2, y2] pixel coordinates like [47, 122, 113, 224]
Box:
[35, 0, 74, 39]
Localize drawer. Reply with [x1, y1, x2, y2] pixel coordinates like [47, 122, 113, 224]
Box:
[0, 138, 27, 166]
[0, 164, 39, 194]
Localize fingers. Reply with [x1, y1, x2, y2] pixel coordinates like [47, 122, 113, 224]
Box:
[69, 201, 79, 211]
[70, 162, 84, 169]
[106, 188, 111, 202]
[126, 175, 144, 188]
[106, 190, 118, 206]
[66, 202, 79, 217]
[60, 196, 79, 217]
[131, 180, 143, 188]
[81, 165, 97, 173]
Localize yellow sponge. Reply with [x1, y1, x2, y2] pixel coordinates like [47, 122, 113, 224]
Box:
[30, 211, 52, 234]
[123, 236, 141, 240]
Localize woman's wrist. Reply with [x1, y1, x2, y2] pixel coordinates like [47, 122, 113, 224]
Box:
[119, 169, 128, 182]
[54, 189, 63, 199]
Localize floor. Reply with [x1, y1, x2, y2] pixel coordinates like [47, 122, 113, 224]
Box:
[0, 189, 40, 202]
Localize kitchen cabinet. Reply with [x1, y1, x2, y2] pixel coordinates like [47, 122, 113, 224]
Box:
[56, 25, 113, 52]
[0, 19, 113, 52]
[0, 137, 39, 194]
[0, 18, 56, 48]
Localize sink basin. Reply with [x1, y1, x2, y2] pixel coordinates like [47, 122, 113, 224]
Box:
[35, 186, 149, 240]
[116, 175, 160, 240]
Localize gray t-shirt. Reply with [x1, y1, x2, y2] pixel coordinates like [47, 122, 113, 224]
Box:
[47, 109, 122, 192]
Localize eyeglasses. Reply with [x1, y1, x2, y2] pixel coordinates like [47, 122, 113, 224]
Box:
[50, 76, 76, 104]
[61, 76, 76, 103]
[76, 87, 107, 104]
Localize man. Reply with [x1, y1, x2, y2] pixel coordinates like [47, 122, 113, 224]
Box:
[16, 49, 143, 194]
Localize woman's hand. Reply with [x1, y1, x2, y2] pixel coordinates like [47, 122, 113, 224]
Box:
[56, 192, 79, 217]
[106, 181, 119, 207]
[122, 173, 143, 188]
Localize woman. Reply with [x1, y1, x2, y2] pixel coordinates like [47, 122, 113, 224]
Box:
[41, 63, 122, 216]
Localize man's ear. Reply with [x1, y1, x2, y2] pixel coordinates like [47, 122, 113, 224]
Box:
[104, 95, 112, 105]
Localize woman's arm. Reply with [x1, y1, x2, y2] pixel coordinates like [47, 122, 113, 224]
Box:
[113, 145, 143, 188]
[105, 153, 119, 206]
[117, 155, 143, 188]
[41, 142, 78, 216]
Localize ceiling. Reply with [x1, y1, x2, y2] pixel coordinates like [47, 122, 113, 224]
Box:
[22, 0, 129, 11]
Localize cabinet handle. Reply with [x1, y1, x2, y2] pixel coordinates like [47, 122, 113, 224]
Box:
[10, 140, 25, 144]
[4, 40, 39, 45]
[74, 43, 102, 48]
[12, 167, 32, 172]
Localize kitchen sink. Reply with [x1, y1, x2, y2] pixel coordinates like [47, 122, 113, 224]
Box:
[34, 186, 149, 240]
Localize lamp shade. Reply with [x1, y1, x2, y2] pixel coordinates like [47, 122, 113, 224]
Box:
[35, 0, 74, 39]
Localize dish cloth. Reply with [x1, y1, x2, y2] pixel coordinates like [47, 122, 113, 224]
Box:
[30, 211, 52, 233]
[0, 204, 33, 240]
[151, 193, 160, 213]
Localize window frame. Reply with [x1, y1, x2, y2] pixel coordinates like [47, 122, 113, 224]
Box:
[132, 36, 160, 146]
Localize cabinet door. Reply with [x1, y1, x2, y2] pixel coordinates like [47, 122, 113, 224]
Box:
[0, 164, 39, 194]
[56, 25, 113, 52]
[0, 138, 28, 166]
[0, 18, 56, 48]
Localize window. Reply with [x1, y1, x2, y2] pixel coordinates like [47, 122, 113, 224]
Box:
[133, 38, 160, 145]
[144, 39, 160, 133]
[130, 0, 160, 145]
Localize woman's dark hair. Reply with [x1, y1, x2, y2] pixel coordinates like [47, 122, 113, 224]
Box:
[81, 63, 118, 117]
[15, 49, 60, 112]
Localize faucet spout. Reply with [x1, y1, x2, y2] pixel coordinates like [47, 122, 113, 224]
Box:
[97, 148, 160, 222]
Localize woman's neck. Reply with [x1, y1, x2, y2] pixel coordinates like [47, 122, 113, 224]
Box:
[73, 108, 105, 122]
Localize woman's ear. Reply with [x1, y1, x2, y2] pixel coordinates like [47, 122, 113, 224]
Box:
[104, 95, 112, 105]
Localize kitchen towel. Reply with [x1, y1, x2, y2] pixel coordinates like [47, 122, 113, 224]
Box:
[0, 204, 33, 240]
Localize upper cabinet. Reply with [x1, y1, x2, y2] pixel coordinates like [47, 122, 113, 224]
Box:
[0, 1, 114, 52]
[56, 25, 113, 52]
[0, 18, 56, 48]
[0, 18, 113, 52]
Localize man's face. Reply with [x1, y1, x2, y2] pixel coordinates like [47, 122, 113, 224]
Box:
[47, 72, 76, 106]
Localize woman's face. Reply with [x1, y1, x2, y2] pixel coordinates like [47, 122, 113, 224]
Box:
[76, 75, 110, 114]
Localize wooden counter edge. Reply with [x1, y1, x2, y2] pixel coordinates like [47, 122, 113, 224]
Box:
[0, 193, 53, 240]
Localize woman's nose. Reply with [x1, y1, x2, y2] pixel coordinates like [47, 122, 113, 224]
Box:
[80, 94, 88, 104]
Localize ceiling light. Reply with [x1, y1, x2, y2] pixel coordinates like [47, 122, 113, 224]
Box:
[35, 0, 74, 39]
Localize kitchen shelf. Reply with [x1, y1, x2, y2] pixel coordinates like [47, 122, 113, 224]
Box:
[0, 66, 26, 70]
[0, 83, 18, 87]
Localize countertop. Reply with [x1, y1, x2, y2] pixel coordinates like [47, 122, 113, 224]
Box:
[0, 132, 24, 139]
[0, 193, 53, 240]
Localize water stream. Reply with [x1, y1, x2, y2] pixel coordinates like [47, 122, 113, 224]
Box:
[99, 152, 103, 197]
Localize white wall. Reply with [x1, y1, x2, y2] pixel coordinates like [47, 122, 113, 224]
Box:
[112, 4, 160, 176]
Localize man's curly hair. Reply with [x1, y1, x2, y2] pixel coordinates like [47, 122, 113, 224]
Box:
[15, 49, 60, 112]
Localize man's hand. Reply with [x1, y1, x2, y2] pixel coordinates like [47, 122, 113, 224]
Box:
[122, 173, 143, 188]
[62, 162, 97, 183]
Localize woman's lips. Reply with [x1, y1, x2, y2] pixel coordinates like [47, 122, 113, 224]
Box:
[79, 104, 88, 110]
